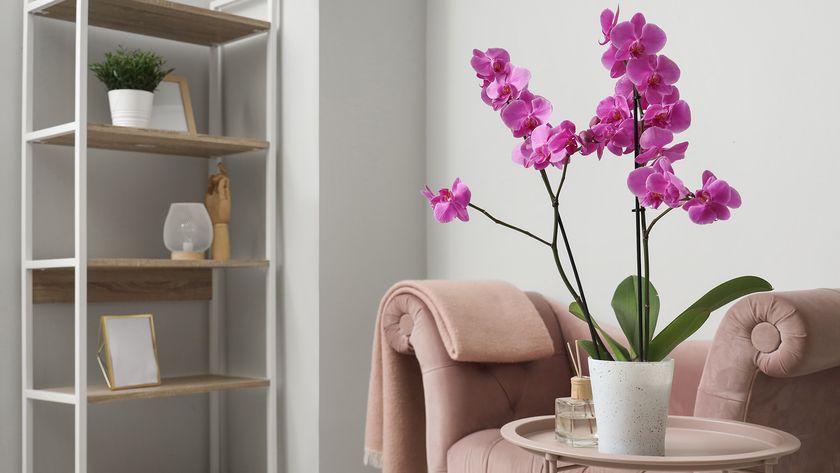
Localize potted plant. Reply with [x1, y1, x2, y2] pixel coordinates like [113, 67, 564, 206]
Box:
[89, 46, 173, 128]
[422, 8, 772, 456]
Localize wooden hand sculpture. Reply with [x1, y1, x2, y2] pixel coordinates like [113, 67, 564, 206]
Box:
[205, 162, 231, 260]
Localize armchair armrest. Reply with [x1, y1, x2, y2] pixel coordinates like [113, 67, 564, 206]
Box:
[383, 291, 570, 473]
[695, 289, 840, 472]
[697, 288, 840, 418]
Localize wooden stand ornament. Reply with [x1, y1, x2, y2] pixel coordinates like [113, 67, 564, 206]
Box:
[206, 162, 231, 261]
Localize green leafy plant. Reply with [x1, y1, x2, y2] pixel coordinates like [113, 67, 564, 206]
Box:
[575, 276, 772, 362]
[89, 47, 173, 92]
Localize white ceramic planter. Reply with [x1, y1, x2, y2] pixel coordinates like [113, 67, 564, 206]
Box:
[589, 358, 674, 456]
[107, 89, 154, 128]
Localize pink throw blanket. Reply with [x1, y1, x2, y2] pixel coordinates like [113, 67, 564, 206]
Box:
[364, 280, 554, 472]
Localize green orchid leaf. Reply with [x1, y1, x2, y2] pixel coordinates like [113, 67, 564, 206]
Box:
[646, 276, 773, 361]
[610, 276, 659, 358]
[569, 302, 632, 361]
[569, 301, 584, 318]
[646, 308, 709, 362]
[578, 339, 598, 361]
[684, 276, 773, 313]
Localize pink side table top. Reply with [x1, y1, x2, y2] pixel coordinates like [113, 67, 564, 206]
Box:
[500, 415, 800, 472]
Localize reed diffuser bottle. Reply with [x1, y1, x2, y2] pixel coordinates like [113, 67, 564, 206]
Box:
[555, 341, 598, 447]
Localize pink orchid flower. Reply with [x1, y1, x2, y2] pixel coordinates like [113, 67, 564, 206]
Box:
[512, 137, 534, 167]
[501, 90, 553, 138]
[627, 54, 680, 104]
[547, 121, 580, 166]
[578, 116, 608, 158]
[422, 178, 471, 223]
[654, 85, 682, 105]
[482, 64, 531, 110]
[644, 99, 691, 133]
[614, 76, 659, 112]
[607, 119, 636, 152]
[596, 95, 632, 124]
[470, 48, 510, 81]
[627, 158, 689, 209]
[683, 171, 742, 224]
[579, 116, 634, 159]
[577, 128, 602, 158]
[514, 122, 577, 170]
[599, 7, 620, 45]
[601, 45, 627, 79]
[635, 127, 688, 164]
[614, 76, 640, 107]
[611, 12, 667, 61]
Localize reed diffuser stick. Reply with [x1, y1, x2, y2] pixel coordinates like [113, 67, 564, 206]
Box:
[566, 341, 581, 377]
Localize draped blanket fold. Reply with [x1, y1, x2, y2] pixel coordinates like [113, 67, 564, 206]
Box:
[364, 280, 554, 472]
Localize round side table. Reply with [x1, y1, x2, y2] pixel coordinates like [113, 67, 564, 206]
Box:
[501, 415, 800, 472]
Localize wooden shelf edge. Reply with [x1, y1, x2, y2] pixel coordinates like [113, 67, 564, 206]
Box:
[39, 375, 270, 404]
[86, 258, 270, 269]
[34, 123, 269, 158]
[33, 266, 213, 304]
[32, 259, 268, 303]
[34, 0, 270, 46]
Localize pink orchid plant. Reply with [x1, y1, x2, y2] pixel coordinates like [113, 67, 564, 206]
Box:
[423, 8, 771, 362]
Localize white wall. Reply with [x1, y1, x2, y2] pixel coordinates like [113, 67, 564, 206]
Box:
[0, 3, 23, 470]
[426, 0, 840, 340]
[279, 0, 321, 471]
[319, 0, 426, 472]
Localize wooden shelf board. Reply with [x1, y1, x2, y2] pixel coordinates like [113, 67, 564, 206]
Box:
[34, 124, 269, 158]
[34, 266, 212, 303]
[40, 375, 269, 404]
[32, 259, 268, 303]
[86, 258, 269, 269]
[34, 0, 270, 46]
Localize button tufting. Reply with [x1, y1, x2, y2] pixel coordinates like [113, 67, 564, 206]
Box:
[751, 322, 781, 353]
[398, 313, 414, 337]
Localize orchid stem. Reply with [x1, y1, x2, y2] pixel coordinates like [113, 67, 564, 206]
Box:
[540, 169, 611, 361]
[646, 207, 674, 236]
[555, 162, 568, 200]
[639, 207, 676, 354]
[642, 223, 651, 356]
[467, 203, 551, 247]
[632, 86, 648, 361]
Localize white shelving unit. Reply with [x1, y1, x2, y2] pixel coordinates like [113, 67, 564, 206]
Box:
[20, 1, 279, 472]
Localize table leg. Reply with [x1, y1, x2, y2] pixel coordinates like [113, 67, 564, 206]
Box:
[544, 454, 558, 473]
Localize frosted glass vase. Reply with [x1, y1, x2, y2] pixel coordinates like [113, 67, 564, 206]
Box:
[588, 358, 674, 456]
[163, 203, 213, 260]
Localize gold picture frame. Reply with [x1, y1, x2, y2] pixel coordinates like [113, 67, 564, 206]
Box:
[151, 74, 197, 134]
[97, 314, 161, 390]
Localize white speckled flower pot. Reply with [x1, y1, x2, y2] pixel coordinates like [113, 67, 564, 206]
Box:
[589, 358, 674, 456]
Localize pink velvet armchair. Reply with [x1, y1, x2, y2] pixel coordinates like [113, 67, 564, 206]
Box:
[381, 288, 840, 473]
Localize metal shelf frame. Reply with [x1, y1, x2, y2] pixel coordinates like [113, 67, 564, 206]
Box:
[20, 1, 279, 472]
